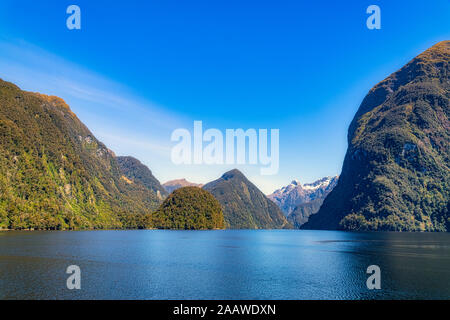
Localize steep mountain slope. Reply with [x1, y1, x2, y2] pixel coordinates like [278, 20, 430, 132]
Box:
[303, 41, 450, 231]
[117, 156, 167, 199]
[163, 178, 203, 193]
[268, 176, 338, 215]
[287, 198, 324, 229]
[153, 187, 225, 230]
[203, 169, 291, 229]
[0, 79, 161, 230]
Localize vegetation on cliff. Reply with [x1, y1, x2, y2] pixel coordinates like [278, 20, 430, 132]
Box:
[203, 169, 291, 229]
[117, 156, 168, 199]
[287, 198, 324, 229]
[303, 41, 450, 232]
[0, 79, 162, 230]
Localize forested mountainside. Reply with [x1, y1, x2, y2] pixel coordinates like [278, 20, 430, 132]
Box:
[0, 79, 162, 230]
[117, 156, 168, 199]
[303, 41, 450, 232]
[204, 169, 291, 229]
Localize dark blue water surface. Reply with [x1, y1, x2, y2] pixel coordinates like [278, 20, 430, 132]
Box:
[1, 230, 449, 299]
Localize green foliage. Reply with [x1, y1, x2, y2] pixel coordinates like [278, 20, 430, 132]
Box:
[339, 214, 370, 231]
[303, 41, 450, 232]
[287, 198, 323, 229]
[204, 169, 291, 229]
[117, 156, 168, 198]
[0, 79, 162, 230]
[153, 187, 225, 230]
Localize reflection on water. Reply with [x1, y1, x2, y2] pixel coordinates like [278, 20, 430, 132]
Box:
[0, 230, 449, 300]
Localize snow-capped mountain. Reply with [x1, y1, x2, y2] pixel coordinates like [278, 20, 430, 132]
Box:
[268, 176, 339, 216]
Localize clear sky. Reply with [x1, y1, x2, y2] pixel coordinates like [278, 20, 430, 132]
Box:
[0, 0, 449, 193]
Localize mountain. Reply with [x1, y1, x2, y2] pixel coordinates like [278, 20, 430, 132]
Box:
[268, 176, 339, 216]
[203, 169, 291, 229]
[0, 79, 162, 230]
[287, 198, 324, 229]
[153, 187, 225, 230]
[303, 41, 450, 232]
[163, 178, 203, 193]
[117, 156, 168, 199]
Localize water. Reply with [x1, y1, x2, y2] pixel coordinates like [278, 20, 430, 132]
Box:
[0, 230, 449, 300]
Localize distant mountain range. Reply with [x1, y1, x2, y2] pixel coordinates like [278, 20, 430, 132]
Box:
[268, 177, 338, 216]
[204, 169, 291, 229]
[163, 179, 203, 193]
[303, 41, 450, 232]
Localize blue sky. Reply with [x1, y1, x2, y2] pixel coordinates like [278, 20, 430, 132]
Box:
[0, 0, 449, 193]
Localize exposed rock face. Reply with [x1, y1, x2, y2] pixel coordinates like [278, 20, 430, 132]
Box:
[268, 176, 338, 216]
[303, 41, 450, 232]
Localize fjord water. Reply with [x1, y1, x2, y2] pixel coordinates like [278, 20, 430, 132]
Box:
[1, 230, 449, 300]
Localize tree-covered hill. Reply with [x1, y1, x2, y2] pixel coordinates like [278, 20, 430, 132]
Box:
[203, 169, 291, 229]
[153, 187, 225, 230]
[303, 41, 450, 232]
[0, 79, 162, 230]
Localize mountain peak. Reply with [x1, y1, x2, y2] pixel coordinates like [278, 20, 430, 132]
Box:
[268, 176, 339, 216]
[350, 40, 449, 134]
[204, 169, 290, 229]
[221, 169, 245, 181]
[162, 178, 203, 193]
[421, 40, 449, 56]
